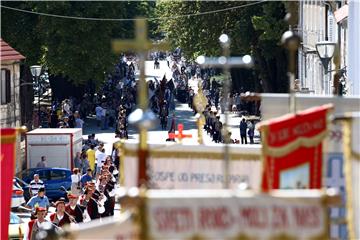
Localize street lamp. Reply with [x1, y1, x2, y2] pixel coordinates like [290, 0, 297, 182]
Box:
[30, 65, 42, 128]
[315, 41, 336, 72]
[316, 41, 336, 95]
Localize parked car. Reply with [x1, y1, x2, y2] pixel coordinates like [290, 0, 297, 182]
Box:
[14, 177, 30, 202]
[8, 212, 27, 240]
[11, 179, 25, 209]
[16, 168, 72, 201]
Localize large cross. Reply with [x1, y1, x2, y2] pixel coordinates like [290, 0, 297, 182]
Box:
[112, 18, 170, 186]
[196, 34, 253, 188]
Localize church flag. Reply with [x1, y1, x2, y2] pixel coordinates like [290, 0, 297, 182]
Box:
[259, 104, 333, 192]
[1, 128, 17, 240]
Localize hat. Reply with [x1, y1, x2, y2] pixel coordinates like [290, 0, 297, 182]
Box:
[38, 187, 45, 192]
[55, 198, 65, 207]
[67, 194, 78, 199]
[35, 207, 47, 214]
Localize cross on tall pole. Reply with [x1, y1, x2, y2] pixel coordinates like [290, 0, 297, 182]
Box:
[112, 18, 170, 186]
[196, 34, 253, 188]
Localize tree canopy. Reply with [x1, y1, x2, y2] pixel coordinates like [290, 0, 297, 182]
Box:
[1, 1, 290, 92]
[1, 1, 155, 86]
[155, 1, 289, 93]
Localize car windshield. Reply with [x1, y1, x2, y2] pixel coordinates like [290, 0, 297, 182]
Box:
[13, 179, 22, 189]
[9, 212, 22, 224]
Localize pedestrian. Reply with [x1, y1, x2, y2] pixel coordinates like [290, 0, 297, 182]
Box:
[73, 152, 82, 169]
[74, 111, 84, 129]
[240, 118, 248, 144]
[81, 152, 90, 174]
[80, 168, 93, 188]
[248, 120, 255, 144]
[26, 187, 50, 210]
[65, 194, 84, 223]
[96, 148, 107, 180]
[95, 105, 103, 127]
[86, 144, 96, 175]
[29, 174, 45, 197]
[23, 207, 49, 240]
[36, 156, 47, 168]
[50, 198, 71, 227]
[71, 168, 82, 195]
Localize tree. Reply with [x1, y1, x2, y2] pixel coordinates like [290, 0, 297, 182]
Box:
[1, 1, 155, 87]
[155, 1, 289, 93]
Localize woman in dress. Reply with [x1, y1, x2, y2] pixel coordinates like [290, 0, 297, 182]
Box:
[71, 168, 82, 195]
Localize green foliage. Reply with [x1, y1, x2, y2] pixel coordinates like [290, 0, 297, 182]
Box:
[155, 1, 289, 93]
[1, 1, 153, 86]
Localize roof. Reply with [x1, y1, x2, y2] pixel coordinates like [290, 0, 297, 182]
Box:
[0, 38, 25, 61]
[27, 128, 82, 134]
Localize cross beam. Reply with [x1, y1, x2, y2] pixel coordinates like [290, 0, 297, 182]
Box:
[168, 124, 192, 143]
[112, 18, 170, 187]
[196, 34, 253, 188]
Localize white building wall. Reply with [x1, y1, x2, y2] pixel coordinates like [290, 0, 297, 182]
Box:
[0, 61, 21, 127]
[298, 0, 327, 95]
[348, 0, 360, 95]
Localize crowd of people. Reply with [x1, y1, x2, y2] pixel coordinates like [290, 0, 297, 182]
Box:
[24, 136, 119, 239]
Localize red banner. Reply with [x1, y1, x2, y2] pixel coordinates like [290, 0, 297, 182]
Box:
[259, 105, 333, 192]
[1, 128, 17, 240]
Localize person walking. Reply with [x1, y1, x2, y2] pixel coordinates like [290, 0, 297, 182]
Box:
[23, 207, 49, 240]
[86, 145, 96, 175]
[73, 152, 82, 169]
[36, 156, 47, 168]
[71, 168, 82, 195]
[26, 188, 50, 210]
[81, 152, 90, 174]
[29, 174, 45, 197]
[80, 169, 93, 188]
[248, 120, 255, 144]
[240, 118, 248, 144]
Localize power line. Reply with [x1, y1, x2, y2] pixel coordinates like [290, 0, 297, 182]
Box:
[0, 1, 266, 22]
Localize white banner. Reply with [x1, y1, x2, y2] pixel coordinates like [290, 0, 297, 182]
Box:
[122, 144, 261, 190]
[146, 190, 328, 240]
[64, 212, 139, 240]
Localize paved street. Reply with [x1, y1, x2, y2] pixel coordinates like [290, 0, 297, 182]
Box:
[82, 60, 254, 154]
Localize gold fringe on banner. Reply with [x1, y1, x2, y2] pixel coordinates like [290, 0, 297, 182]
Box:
[0, 126, 27, 144]
[262, 130, 328, 158]
[343, 118, 356, 240]
[259, 106, 332, 158]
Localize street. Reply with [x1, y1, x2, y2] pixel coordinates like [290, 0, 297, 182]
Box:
[82, 60, 254, 155]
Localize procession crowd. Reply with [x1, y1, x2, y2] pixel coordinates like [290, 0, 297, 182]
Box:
[24, 137, 119, 239]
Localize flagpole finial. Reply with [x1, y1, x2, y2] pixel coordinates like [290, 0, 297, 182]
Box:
[17, 126, 28, 133]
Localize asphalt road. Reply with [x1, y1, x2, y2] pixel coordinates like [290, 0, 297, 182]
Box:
[82, 60, 258, 155]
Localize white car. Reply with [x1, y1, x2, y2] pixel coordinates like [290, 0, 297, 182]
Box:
[11, 178, 25, 208]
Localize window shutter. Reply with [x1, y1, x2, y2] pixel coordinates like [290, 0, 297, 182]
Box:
[5, 69, 11, 103]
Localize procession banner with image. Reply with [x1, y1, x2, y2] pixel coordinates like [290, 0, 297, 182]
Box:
[259, 104, 333, 191]
[145, 189, 333, 239]
[0, 128, 17, 240]
[342, 112, 360, 240]
[260, 94, 360, 238]
[120, 143, 261, 190]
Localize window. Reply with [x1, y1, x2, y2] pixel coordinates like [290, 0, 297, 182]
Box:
[37, 170, 49, 181]
[1, 68, 11, 104]
[50, 170, 67, 180]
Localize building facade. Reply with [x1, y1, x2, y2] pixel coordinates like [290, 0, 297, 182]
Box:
[0, 38, 25, 127]
[297, 0, 350, 96]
